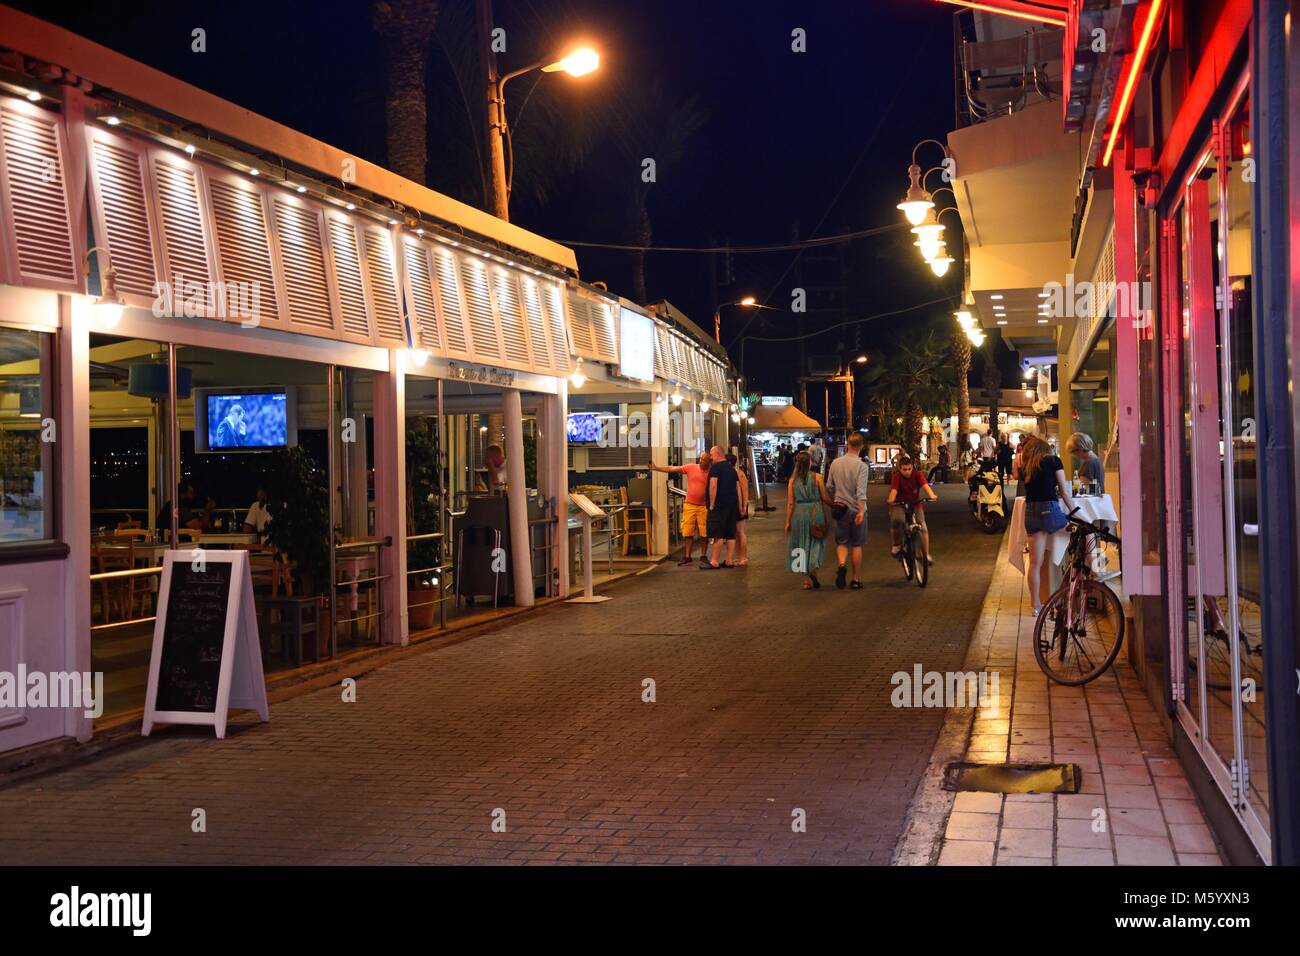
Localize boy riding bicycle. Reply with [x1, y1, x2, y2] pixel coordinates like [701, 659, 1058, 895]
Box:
[887, 454, 939, 564]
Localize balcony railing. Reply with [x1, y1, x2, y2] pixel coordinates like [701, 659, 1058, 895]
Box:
[953, 9, 1064, 129]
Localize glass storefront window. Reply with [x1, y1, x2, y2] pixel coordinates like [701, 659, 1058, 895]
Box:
[0, 327, 56, 544]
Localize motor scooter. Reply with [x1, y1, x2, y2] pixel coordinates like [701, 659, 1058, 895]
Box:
[967, 457, 1006, 533]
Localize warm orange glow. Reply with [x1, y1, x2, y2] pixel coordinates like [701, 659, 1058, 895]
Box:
[543, 47, 600, 77]
[1102, 0, 1165, 167]
[739, 296, 757, 306]
[936, 0, 1067, 28]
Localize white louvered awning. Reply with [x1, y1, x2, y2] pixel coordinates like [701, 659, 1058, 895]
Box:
[82, 123, 573, 377]
[0, 97, 79, 292]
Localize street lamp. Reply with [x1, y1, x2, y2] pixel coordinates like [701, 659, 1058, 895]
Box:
[897, 139, 951, 225]
[481, 2, 599, 222]
[713, 296, 762, 343]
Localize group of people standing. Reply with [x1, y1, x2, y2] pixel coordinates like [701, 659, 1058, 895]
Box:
[650, 444, 750, 569]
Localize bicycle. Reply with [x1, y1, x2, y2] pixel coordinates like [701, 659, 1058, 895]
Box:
[896, 502, 928, 588]
[1032, 512, 1124, 684]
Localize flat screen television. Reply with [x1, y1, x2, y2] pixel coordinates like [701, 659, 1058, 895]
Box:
[566, 412, 603, 444]
[194, 386, 296, 452]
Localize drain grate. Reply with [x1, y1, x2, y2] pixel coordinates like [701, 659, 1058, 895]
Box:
[942, 762, 1080, 794]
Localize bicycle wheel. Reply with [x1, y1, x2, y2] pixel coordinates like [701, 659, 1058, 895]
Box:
[900, 542, 914, 580]
[914, 540, 928, 588]
[1033, 579, 1125, 685]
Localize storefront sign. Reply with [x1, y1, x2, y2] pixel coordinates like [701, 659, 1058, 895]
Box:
[142, 550, 268, 739]
[761, 396, 793, 406]
[618, 308, 655, 382]
[448, 362, 516, 387]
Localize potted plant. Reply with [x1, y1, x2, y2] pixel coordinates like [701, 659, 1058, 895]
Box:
[406, 419, 440, 630]
[263, 445, 330, 599]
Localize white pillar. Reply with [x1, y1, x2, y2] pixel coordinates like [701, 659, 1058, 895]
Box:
[651, 396, 669, 556]
[61, 296, 92, 742]
[502, 389, 534, 607]
[373, 360, 407, 644]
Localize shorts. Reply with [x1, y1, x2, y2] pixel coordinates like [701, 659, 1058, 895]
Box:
[834, 506, 867, 548]
[681, 502, 709, 538]
[707, 502, 739, 540]
[1024, 500, 1067, 534]
[889, 503, 927, 531]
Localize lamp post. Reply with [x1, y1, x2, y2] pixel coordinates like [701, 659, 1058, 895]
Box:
[478, 0, 598, 221]
[712, 295, 760, 343]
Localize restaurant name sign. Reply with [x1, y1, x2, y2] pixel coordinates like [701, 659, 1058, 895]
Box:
[448, 363, 516, 387]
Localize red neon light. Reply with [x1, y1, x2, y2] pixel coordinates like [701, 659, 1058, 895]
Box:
[937, 0, 1068, 28]
[1102, 0, 1165, 167]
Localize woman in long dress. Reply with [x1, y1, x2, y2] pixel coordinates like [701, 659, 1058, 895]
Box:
[785, 451, 832, 590]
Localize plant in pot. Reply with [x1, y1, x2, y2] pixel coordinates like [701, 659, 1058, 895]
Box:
[406, 419, 441, 630]
[263, 445, 331, 601]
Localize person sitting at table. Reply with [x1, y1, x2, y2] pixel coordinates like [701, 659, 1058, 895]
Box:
[242, 486, 273, 536]
[1065, 432, 1105, 491]
[156, 482, 196, 532]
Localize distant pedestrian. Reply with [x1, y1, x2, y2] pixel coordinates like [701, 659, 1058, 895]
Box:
[809, 437, 825, 475]
[997, 436, 1014, 488]
[727, 453, 750, 566]
[785, 451, 832, 590]
[704, 445, 740, 569]
[979, 430, 996, 461]
[826, 432, 870, 589]
[927, 445, 950, 484]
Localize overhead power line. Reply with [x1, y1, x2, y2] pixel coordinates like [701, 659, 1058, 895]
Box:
[555, 221, 910, 253]
[739, 296, 957, 343]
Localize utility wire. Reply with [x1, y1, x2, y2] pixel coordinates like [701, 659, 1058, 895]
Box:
[555, 221, 909, 253]
[739, 296, 955, 343]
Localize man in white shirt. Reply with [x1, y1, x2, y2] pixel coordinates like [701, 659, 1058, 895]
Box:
[978, 431, 996, 461]
[242, 486, 272, 535]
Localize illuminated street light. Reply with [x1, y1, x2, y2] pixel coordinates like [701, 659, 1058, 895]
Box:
[542, 47, 600, 76]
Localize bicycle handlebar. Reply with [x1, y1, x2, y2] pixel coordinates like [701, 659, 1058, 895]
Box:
[1065, 508, 1121, 545]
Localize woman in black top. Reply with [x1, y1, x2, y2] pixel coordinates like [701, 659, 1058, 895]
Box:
[1020, 436, 1077, 616]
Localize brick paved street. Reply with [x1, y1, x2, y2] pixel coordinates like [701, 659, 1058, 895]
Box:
[0, 483, 1002, 865]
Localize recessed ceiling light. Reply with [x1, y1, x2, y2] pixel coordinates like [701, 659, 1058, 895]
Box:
[388, 219, 397, 225]
[105, 116, 120, 126]
[249, 168, 259, 176]
[345, 202, 356, 211]
[416, 228, 425, 235]
[989, 294, 1003, 300]
[1038, 291, 1050, 298]
[996, 320, 1008, 325]
[184, 143, 196, 155]
[25, 89, 40, 102]
[1037, 318, 1049, 324]
[296, 185, 307, 194]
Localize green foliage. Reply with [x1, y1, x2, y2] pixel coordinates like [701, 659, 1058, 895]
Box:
[263, 445, 330, 595]
[860, 325, 958, 456]
[523, 428, 537, 488]
[405, 419, 440, 585]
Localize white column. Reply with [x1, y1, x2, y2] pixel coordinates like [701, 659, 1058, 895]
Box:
[503, 388, 534, 607]
[60, 296, 92, 742]
[538, 384, 569, 596]
[651, 395, 669, 556]
[372, 360, 407, 644]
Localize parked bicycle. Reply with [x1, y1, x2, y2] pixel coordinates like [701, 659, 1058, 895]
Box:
[896, 502, 929, 588]
[1032, 511, 1124, 684]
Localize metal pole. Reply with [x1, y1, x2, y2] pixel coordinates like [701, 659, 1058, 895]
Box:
[327, 364, 337, 660]
[167, 343, 178, 548]
[478, 0, 509, 220]
[437, 378, 447, 630]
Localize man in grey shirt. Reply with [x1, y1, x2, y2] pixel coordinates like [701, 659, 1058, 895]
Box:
[826, 432, 870, 589]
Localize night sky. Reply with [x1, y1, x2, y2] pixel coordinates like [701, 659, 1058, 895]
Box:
[20, 0, 988, 406]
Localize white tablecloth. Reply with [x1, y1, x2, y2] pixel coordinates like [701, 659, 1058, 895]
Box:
[1006, 494, 1118, 575]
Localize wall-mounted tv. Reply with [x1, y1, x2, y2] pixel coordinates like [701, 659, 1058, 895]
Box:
[566, 412, 603, 444]
[194, 386, 297, 453]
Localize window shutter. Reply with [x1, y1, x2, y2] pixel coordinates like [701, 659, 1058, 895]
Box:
[207, 173, 281, 328]
[653, 324, 670, 380]
[402, 237, 440, 352]
[270, 197, 335, 334]
[433, 247, 472, 357]
[493, 267, 532, 369]
[460, 255, 500, 360]
[150, 153, 213, 303]
[520, 276, 552, 371]
[326, 214, 372, 341]
[88, 133, 159, 298]
[590, 300, 618, 363]
[0, 103, 77, 289]
[543, 281, 570, 371]
[566, 293, 596, 357]
[361, 226, 406, 346]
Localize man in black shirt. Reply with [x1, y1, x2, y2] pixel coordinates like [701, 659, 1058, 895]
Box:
[704, 443, 740, 568]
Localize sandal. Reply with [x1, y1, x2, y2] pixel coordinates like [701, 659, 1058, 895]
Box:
[802, 580, 813, 590]
[678, 557, 694, 566]
[810, 573, 821, 589]
[849, 580, 863, 590]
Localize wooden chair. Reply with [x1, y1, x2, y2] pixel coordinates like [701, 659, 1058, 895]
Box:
[620, 486, 652, 556]
[166, 527, 202, 545]
[93, 540, 145, 622]
[112, 528, 151, 542]
[116, 519, 143, 530]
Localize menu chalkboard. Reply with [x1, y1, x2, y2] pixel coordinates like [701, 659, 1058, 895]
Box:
[143, 550, 269, 738]
[154, 562, 233, 713]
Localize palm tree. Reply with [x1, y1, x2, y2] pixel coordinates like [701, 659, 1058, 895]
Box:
[601, 78, 708, 302]
[982, 334, 1002, 439]
[372, 0, 441, 185]
[861, 328, 958, 459]
[950, 328, 971, 450]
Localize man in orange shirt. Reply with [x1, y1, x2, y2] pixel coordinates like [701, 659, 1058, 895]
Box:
[650, 452, 713, 565]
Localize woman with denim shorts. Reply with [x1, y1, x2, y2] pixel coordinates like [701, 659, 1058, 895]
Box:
[1018, 435, 1078, 615]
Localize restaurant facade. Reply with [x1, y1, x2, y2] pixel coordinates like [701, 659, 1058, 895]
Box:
[944, 0, 1299, 864]
[0, 8, 735, 755]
